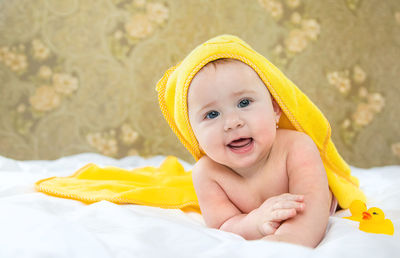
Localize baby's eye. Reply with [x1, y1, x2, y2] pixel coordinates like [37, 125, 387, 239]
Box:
[238, 99, 251, 108]
[205, 110, 219, 119]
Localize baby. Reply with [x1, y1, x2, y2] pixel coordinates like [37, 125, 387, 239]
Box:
[156, 35, 364, 248]
[188, 58, 332, 247]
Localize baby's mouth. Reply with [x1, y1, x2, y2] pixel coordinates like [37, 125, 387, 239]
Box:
[227, 138, 253, 149]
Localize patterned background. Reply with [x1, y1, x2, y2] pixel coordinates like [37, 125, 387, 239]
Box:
[0, 0, 399, 167]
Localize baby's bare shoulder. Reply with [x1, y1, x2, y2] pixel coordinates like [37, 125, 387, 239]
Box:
[278, 130, 325, 179]
[192, 156, 212, 182]
[275, 130, 322, 174]
[192, 156, 232, 182]
[276, 129, 317, 152]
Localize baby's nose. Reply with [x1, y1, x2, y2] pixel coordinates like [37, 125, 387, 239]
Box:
[224, 115, 244, 131]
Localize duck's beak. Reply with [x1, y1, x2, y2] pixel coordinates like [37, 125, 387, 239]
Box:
[362, 211, 371, 220]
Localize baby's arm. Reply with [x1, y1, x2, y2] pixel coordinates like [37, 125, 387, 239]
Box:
[263, 134, 331, 248]
[192, 156, 304, 240]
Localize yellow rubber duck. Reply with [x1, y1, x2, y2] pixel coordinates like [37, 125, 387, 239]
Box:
[344, 200, 394, 235]
[359, 207, 394, 235]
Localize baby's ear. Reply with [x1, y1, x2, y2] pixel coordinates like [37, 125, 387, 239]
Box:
[272, 99, 282, 121]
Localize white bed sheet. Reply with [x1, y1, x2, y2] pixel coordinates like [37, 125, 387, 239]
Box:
[0, 153, 399, 258]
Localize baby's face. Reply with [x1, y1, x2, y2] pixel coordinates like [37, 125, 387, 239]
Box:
[188, 60, 281, 170]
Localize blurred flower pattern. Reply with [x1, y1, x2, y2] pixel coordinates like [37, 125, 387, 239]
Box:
[0, 0, 399, 167]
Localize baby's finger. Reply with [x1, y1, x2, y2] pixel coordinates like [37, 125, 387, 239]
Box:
[276, 193, 304, 202]
[270, 208, 297, 221]
[261, 221, 280, 236]
[261, 194, 304, 210]
[273, 200, 305, 211]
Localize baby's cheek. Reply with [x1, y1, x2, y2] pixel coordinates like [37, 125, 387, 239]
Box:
[254, 117, 275, 134]
[196, 132, 216, 153]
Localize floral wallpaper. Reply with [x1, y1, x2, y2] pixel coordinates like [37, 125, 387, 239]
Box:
[0, 0, 399, 168]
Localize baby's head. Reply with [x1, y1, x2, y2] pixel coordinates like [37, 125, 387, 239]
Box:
[187, 58, 281, 169]
[156, 35, 288, 163]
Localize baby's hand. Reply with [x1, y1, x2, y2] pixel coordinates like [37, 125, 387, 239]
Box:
[256, 193, 305, 236]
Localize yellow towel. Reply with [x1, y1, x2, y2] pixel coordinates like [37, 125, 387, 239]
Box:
[156, 34, 366, 208]
[35, 156, 200, 213]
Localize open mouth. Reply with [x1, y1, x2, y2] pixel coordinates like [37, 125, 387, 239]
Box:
[227, 138, 253, 149]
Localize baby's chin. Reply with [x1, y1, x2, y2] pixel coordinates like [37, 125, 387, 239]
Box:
[202, 154, 247, 170]
[203, 148, 262, 172]
[221, 148, 273, 175]
[219, 156, 261, 174]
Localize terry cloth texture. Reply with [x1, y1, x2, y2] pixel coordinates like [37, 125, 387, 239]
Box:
[156, 34, 366, 209]
[36, 156, 200, 213]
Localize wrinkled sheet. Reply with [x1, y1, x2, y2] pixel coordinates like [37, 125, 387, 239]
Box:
[0, 153, 399, 258]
